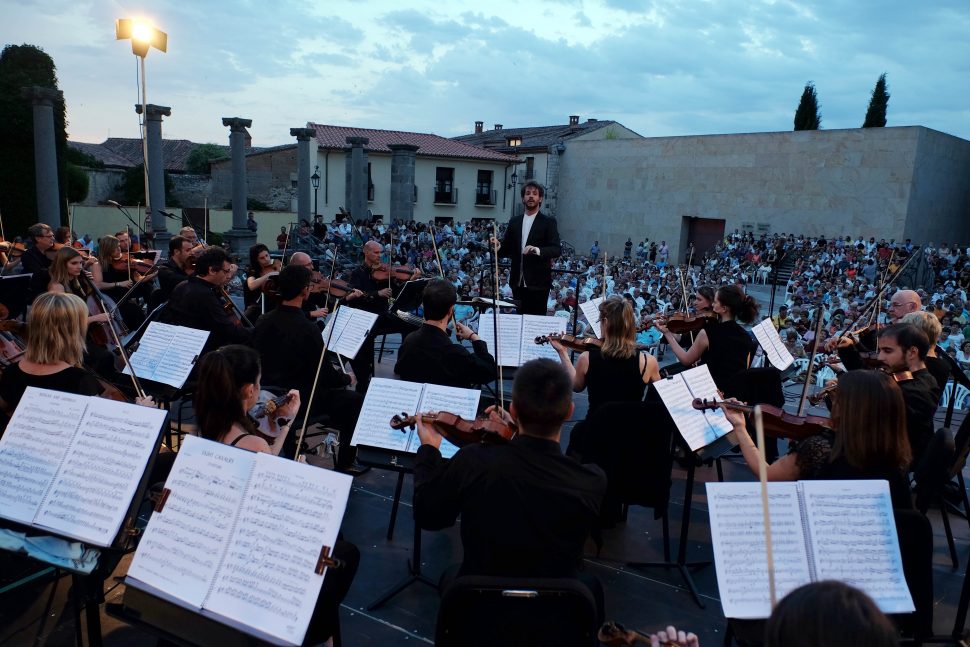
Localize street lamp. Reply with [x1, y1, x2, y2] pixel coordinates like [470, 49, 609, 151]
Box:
[115, 17, 167, 233]
[508, 170, 518, 218]
[311, 165, 321, 217]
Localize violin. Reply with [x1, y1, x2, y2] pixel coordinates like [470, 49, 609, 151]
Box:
[390, 411, 517, 447]
[535, 333, 652, 353]
[110, 252, 155, 276]
[248, 393, 295, 443]
[808, 368, 913, 406]
[370, 263, 419, 283]
[314, 274, 355, 299]
[598, 621, 678, 646]
[692, 397, 833, 441]
[660, 311, 718, 335]
[0, 239, 26, 260]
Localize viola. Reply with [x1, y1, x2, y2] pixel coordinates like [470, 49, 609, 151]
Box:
[390, 411, 516, 447]
[315, 275, 356, 299]
[692, 397, 832, 441]
[248, 393, 295, 442]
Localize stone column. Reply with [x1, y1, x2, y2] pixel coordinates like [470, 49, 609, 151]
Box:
[136, 103, 172, 249]
[389, 144, 419, 222]
[21, 86, 63, 225]
[221, 117, 256, 256]
[290, 127, 315, 225]
[346, 136, 369, 222]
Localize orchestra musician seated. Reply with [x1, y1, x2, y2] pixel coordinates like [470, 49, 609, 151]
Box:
[413, 359, 607, 620]
[900, 311, 951, 394]
[394, 278, 496, 390]
[154, 235, 193, 303]
[95, 235, 146, 330]
[253, 264, 364, 471]
[723, 369, 913, 509]
[243, 243, 280, 323]
[193, 344, 357, 645]
[160, 247, 253, 354]
[21, 223, 56, 299]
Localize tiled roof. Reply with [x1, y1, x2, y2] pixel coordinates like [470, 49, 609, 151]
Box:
[309, 123, 520, 163]
[453, 120, 627, 153]
[67, 141, 133, 168]
[67, 138, 236, 173]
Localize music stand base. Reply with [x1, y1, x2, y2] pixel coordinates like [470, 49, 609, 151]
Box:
[626, 560, 711, 608]
[366, 564, 437, 611]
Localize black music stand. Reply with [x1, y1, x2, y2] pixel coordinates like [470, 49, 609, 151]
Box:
[393, 278, 429, 313]
[0, 273, 31, 320]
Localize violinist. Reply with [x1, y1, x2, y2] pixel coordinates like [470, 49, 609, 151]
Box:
[899, 311, 950, 393]
[193, 344, 358, 644]
[827, 289, 922, 362]
[96, 235, 146, 330]
[345, 239, 420, 393]
[154, 235, 193, 302]
[394, 278, 496, 390]
[656, 285, 758, 391]
[721, 370, 913, 509]
[287, 252, 330, 318]
[413, 359, 607, 619]
[243, 243, 280, 322]
[0, 293, 151, 421]
[875, 323, 940, 463]
[21, 223, 55, 299]
[160, 247, 253, 354]
[253, 265, 364, 470]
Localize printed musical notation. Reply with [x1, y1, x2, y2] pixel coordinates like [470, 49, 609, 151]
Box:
[320, 306, 378, 360]
[579, 297, 604, 339]
[751, 318, 795, 371]
[479, 313, 566, 367]
[123, 322, 210, 388]
[0, 388, 166, 547]
[654, 365, 733, 452]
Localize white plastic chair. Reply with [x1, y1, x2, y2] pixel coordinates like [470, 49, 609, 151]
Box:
[815, 366, 836, 388]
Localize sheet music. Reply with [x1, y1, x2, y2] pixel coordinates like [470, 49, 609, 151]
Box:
[751, 318, 794, 371]
[206, 454, 352, 646]
[579, 297, 604, 339]
[707, 481, 813, 619]
[36, 398, 166, 546]
[801, 480, 914, 614]
[123, 322, 210, 388]
[414, 384, 482, 458]
[478, 313, 523, 366]
[653, 366, 732, 451]
[320, 306, 378, 360]
[349, 378, 423, 450]
[520, 315, 567, 364]
[0, 389, 88, 524]
[128, 436, 253, 607]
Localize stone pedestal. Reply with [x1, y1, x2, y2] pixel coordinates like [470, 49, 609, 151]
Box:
[222, 117, 256, 256]
[389, 144, 419, 222]
[136, 103, 172, 250]
[290, 127, 316, 224]
[21, 86, 63, 225]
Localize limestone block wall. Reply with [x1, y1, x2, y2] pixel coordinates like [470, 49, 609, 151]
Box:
[556, 126, 970, 258]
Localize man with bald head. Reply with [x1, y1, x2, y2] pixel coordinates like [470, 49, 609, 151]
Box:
[344, 239, 421, 393]
[887, 289, 922, 323]
[288, 251, 330, 319]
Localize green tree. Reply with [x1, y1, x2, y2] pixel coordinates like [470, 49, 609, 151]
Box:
[185, 143, 228, 174]
[862, 73, 890, 128]
[64, 163, 89, 203]
[119, 164, 179, 207]
[0, 44, 68, 233]
[793, 82, 822, 131]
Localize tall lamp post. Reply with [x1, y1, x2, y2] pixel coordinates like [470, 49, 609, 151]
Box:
[115, 17, 167, 239]
[508, 169, 518, 219]
[311, 166, 321, 217]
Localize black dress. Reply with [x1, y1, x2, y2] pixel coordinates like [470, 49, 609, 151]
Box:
[0, 364, 102, 433]
[584, 347, 646, 414]
[702, 320, 755, 390]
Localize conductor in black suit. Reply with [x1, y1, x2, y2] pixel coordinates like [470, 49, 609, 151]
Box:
[490, 180, 561, 316]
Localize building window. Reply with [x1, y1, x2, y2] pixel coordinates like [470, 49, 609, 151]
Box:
[476, 170, 495, 206]
[367, 163, 374, 202]
[435, 167, 456, 204]
[507, 136, 522, 147]
[525, 157, 535, 180]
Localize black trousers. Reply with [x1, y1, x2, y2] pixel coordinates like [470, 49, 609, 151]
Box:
[512, 285, 550, 316]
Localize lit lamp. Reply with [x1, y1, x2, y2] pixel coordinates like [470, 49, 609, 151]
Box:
[311, 166, 321, 217]
[508, 170, 518, 218]
[115, 17, 168, 228]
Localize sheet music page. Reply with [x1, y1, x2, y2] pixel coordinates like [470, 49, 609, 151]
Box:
[205, 454, 353, 646]
[123, 322, 210, 388]
[706, 481, 813, 619]
[478, 313, 522, 367]
[0, 388, 88, 525]
[520, 315, 567, 364]
[653, 376, 723, 452]
[415, 384, 482, 458]
[681, 365, 734, 439]
[801, 480, 914, 614]
[35, 397, 166, 546]
[128, 436, 253, 608]
[751, 318, 794, 371]
[349, 378, 423, 450]
[579, 297, 604, 338]
[321, 306, 378, 360]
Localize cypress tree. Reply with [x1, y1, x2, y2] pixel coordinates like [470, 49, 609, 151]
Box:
[794, 82, 822, 131]
[862, 73, 890, 128]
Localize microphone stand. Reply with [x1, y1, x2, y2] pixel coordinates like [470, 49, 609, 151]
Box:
[108, 201, 152, 248]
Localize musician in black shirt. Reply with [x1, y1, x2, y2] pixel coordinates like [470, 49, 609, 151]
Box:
[395, 279, 495, 390]
[155, 235, 193, 302]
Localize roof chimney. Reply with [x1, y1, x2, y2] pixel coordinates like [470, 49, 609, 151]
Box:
[494, 123, 503, 131]
[474, 120, 483, 134]
[586, 118, 598, 123]
[244, 127, 253, 149]
[568, 115, 580, 126]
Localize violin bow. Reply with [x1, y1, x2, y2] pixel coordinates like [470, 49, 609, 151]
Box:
[83, 274, 146, 400]
[797, 309, 826, 416]
[753, 405, 778, 609]
[280, 220, 292, 261]
[430, 224, 445, 279]
[111, 265, 160, 314]
[294, 297, 342, 463]
[491, 221, 504, 411]
[324, 243, 339, 309]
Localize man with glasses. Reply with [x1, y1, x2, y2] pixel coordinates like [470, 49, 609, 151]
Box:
[161, 247, 252, 354]
[22, 223, 56, 300]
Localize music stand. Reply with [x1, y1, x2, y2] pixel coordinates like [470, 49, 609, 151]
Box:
[0, 274, 31, 320]
[393, 278, 429, 313]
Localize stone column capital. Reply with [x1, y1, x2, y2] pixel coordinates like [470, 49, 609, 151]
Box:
[222, 117, 253, 132]
[135, 104, 172, 120]
[290, 127, 316, 141]
[21, 86, 63, 106]
[388, 143, 420, 153]
[346, 136, 369, 147]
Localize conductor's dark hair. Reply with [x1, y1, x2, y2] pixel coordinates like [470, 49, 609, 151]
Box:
[168, 235, 188, 254]
[511, 359, 572, 436]
[879, 323, 930, 360]
[195, 246, 230, 277]
[716, 284, 759, 324]
[277, 264, 311, 301]
[422, 278, 457, 321]
[196, 345, 259, 442]
[520, 180, 545, 199]
[764, 581, 897, 647]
